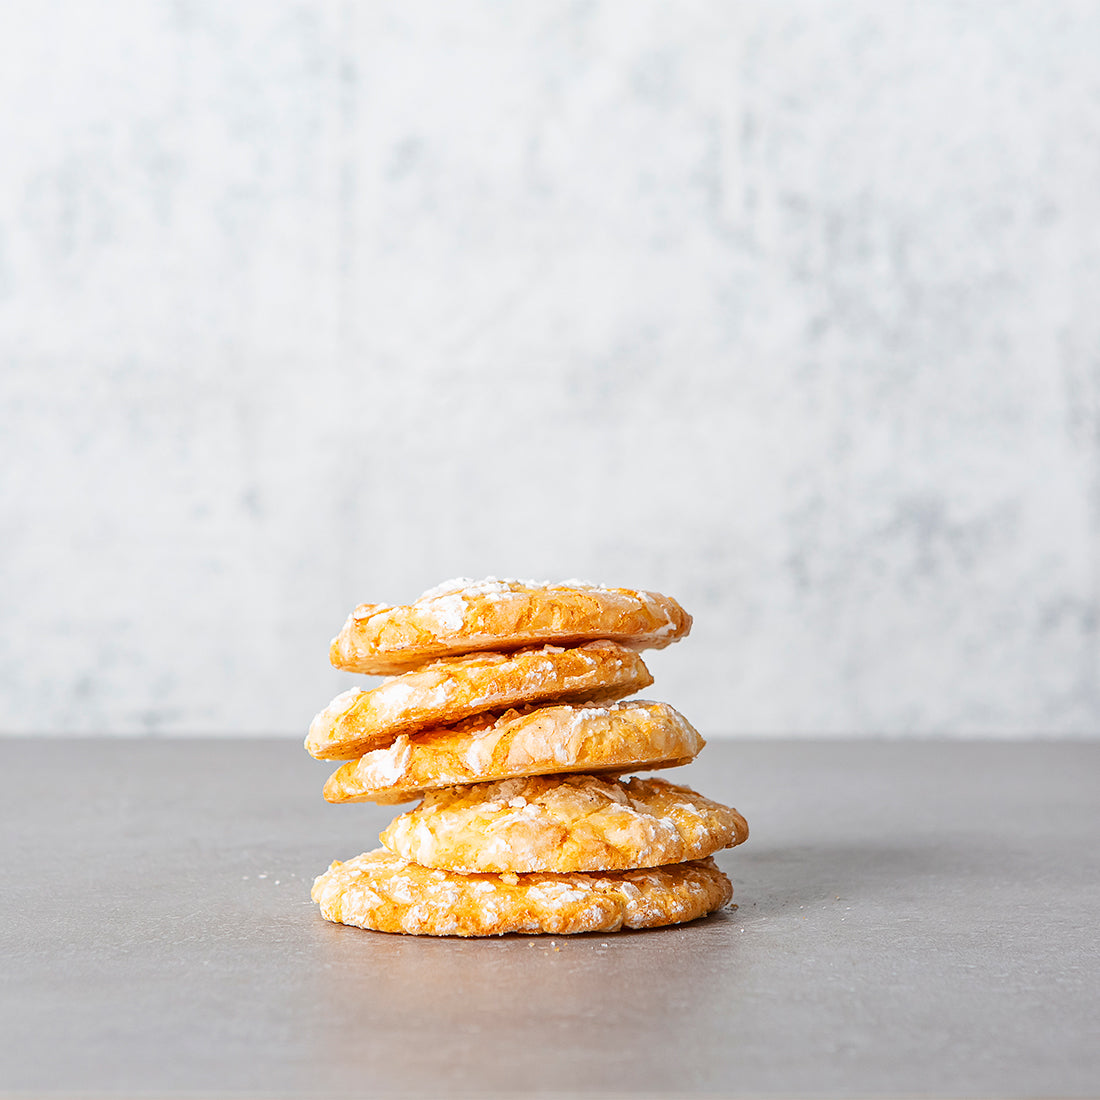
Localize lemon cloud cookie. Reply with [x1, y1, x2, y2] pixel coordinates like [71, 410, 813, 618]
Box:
[330, 577, 692, 675]
[306, 641, 653, 761]
[322, 701, 705, 805]
[311, 849, 733, 937]
[380, 774, 749, 874]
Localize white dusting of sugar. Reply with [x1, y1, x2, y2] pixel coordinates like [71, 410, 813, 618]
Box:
[462, 722, 506, 772]
[648, 618, 678, 638]
[527, 884, 590, 905]
[577, 705, 610, 719]
[375, 681, 415, 713]
[357, 736, 412, 786]
[390, 878, 416, 904]
[490, 777, 525, 801]
[353, 886, 383, 908]
[427, 594, 466, 631]
[416, 577, 530, 602]
[415, 577, 613, 603]
[330, 687, 365, 709]
[314, 688, 365, 727]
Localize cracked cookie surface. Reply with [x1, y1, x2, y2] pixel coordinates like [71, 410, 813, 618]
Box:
[329, 577, 691, 675]
[322, 701, 704, 805]
[311, 849, 733, 936]
[381, 774, 748, 873]
[306, 641, 653, 760]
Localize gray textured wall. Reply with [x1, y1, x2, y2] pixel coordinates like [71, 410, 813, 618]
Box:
[2, 2, 1098, 737]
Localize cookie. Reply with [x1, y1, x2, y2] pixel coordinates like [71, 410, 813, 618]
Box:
[322, 701, 705, 805]
[306, 641, 653, 761]
[380, 774, 749, 873]
[330, 577, 691, 675]
[311, 849, 733, 936]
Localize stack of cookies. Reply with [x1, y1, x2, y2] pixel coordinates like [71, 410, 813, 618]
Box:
[306, 578, 748, 937]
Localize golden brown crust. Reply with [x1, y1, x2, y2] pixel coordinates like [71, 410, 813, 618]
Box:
[311, 849, 732, 936]
[380, 775, 749, 873]
[329, 578, 692, 675]
[322, 701, 705, 805]
[305, 641, 653, 761]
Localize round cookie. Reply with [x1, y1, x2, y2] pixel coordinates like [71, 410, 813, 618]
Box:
[322, 701, 704, 805]
[311, 849, 733, 937]
[380, 775, 749, 873]
[329, 577, 692, 675]
[306, 641, 654, 761]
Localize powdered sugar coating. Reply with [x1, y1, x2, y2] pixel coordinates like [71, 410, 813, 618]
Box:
[322, 701, 705, 805]
[356, 736, 412, 787]
[330, 579, 691, 675]
[416, 577, 549, 601]
[305, 641, 653, 761]
[425, 594, 466, 631]
[311, 849, 733, 936]
[381, 774, 749, 873]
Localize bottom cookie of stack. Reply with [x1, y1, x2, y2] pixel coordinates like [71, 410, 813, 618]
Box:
[311, 774, 748, 937]
[312, 850, 733, 937]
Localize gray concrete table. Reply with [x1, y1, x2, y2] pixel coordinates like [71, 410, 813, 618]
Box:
[1, 738, 1097, 1098]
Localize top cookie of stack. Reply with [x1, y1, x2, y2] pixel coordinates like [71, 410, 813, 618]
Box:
[307, 578, 747, 936]
[327, 576, 692, 675]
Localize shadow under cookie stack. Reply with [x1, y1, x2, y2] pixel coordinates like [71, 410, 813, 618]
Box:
[306, 578, 748, 937]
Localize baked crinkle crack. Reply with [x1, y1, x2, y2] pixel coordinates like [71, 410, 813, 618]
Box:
[322, 701, 705, 805]
[381, 775, 749, 873]
[311, 849, 733, 936]
[306, 641, 653, 761]
[329, 577, 692, 675]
